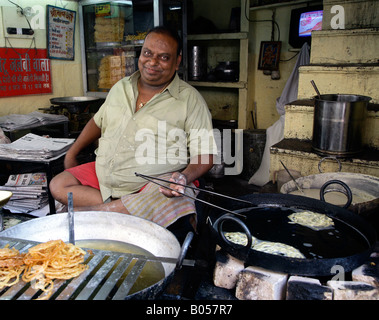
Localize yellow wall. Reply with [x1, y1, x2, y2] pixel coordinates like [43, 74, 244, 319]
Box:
[0, 0, 83, 116]
[247, 4, 307, 129]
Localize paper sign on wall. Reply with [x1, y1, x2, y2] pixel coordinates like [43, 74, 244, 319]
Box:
[47, 5, 76, 60]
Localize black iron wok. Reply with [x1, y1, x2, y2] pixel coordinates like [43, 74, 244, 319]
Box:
[208, 193, 377, 277]
[50, 96, 100, 113]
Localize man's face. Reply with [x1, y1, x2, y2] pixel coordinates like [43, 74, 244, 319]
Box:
[138, 32, 182, 87]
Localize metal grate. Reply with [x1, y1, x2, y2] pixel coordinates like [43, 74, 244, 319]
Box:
[0, 237, 163, 300]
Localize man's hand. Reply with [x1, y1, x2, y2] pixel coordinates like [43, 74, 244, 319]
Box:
[159, 172, 187, 198]
[158, 155, 214, 198]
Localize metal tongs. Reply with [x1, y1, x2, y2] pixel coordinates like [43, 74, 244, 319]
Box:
[135, 172, 257, 218]
[280, 160, 304, 195]
[67, 192, 75, 244]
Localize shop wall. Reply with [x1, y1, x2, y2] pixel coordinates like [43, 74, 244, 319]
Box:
[190, 0, 301, 130]
[248, 5, 301, 129]
[0, 0, 83, 116]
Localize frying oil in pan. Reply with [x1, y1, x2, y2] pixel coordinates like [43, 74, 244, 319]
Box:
[224, 207, 369, 259]
[76, 239, 165, 295]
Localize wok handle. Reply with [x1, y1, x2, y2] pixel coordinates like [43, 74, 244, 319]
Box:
[318, 156, 342, 173]
[320, 179, 353, 209]
[214, 214, 252, 250]
[176, 231, 194, 270]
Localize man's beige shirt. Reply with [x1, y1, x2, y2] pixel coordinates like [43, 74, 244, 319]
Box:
[93, 71, 217, 201]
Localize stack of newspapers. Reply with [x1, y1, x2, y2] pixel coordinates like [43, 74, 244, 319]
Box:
[0, 111, 68, 131]
[0, 173, 48, 214]
[0, 133, 75, 160]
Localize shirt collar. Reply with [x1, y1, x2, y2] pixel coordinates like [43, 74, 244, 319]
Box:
[167, 73, 180, 100]
[130, 71, 180, 100]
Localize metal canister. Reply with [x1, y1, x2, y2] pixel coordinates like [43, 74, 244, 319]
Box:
[188, 46, 207, 81]
[312, 94, 371, 157]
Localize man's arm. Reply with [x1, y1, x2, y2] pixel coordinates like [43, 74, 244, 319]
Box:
[159, 154, 214, 197]
[64, 117, 101, 169]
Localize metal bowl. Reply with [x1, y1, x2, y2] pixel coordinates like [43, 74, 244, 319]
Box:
[280, 172, 379, 214]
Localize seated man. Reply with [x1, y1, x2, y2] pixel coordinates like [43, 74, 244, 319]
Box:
[50, 26, 217, 236]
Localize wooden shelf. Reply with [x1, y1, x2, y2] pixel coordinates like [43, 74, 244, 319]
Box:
[184, 0, 250, 129]
[188, 81, 247, 89]
[188, 32, 248, 41]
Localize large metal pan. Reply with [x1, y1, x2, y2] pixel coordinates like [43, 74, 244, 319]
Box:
[208, 193, 377, 277]
[280, 172, 379, 216]
[50, 96, 101, 113]
[0, 211, 186, 299]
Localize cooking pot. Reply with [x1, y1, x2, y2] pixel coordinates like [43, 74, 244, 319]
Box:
[208, 193, 376, 276]
[188, 46, 207, 81]
[312, 94, 371, 157]
[0, 211, 188, 299]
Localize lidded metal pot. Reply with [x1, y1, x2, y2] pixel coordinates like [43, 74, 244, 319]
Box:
[312, 94, 371, 157]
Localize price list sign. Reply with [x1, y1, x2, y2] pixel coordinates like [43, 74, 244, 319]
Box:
[47, 5, 76, 60]
[0, 48, 52, 97]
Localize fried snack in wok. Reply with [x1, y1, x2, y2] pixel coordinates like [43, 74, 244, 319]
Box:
[0, 246, 25, 289]
[22, 240, 88, 300]
[288, 211, 334, 231]
[224, 232, 305, 259]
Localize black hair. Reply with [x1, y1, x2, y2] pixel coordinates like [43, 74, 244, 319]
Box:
[145, 26, 182, 56]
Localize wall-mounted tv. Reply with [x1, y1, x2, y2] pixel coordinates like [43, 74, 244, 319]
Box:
[289, 5, 323, 49]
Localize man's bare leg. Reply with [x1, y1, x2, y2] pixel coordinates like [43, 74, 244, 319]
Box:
[73, 198, 130, 214]
[50, 171, 103, 207]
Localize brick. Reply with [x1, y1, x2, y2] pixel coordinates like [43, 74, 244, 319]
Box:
[327, 280, 379, 300]
[213, 250, 245, 289]
[235, 266, 288, 300]
[286, 276, 332, 300]
[352, 244, 379, 287]
[352, 262, 379, 287]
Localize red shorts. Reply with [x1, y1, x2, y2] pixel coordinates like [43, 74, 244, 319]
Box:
[65, 161, 100, 190]
[65, 161, 199, 192]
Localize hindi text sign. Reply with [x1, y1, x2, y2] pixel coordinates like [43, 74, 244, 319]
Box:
[0, 48, 52, 97]
[47, 5, 76, 60]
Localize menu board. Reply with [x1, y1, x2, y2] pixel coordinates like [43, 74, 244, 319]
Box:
[47, 5, 76, 60]
[0, 48, 52, 97]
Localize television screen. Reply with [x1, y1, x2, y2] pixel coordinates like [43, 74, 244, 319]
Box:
[299, 10, 323, 37]
[288, 5, 323, 49]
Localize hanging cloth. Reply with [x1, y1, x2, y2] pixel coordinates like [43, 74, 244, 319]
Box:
[249, 43, 310, 186]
